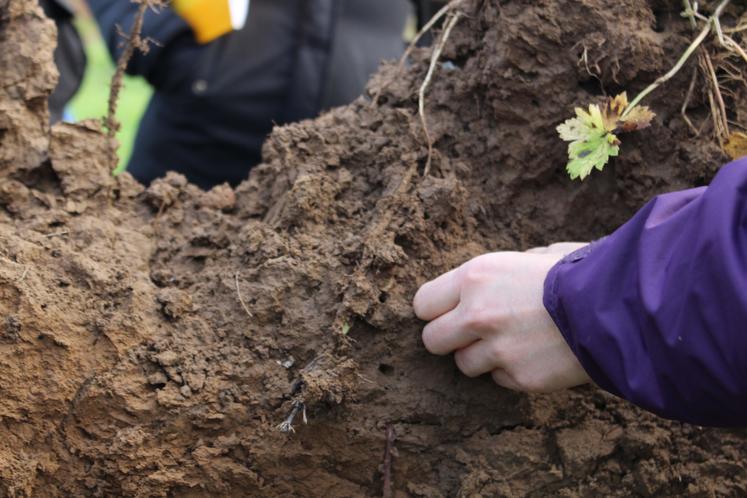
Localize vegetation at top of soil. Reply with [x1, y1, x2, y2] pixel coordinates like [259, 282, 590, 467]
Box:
[559, 0, 745, 180]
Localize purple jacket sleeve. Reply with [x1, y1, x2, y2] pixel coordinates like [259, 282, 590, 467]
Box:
[544, 157, 747, 427]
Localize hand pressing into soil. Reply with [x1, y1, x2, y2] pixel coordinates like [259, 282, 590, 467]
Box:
[413, 244, 591, 393]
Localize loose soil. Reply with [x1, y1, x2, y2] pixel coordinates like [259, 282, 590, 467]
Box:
[1, 0, 746, 496]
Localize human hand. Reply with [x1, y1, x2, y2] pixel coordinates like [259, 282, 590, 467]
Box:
[413, 246, 591, 393]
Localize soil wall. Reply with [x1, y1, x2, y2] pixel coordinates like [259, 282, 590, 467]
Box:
[0, 0, 746, 496]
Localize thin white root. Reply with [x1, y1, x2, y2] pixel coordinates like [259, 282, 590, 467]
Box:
[623, 0, 731, 117]
[372, 0, 464, 105]
[234, 272, 253, 318]
[419, 10, 463, 177]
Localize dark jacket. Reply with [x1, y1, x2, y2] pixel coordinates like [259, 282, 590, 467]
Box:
[545, 157, 747, 427]
[40, 0, 86, 123]
[89, 0, 411, 188]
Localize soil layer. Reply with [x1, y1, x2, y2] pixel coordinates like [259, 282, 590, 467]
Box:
[1, 0, 746, 496]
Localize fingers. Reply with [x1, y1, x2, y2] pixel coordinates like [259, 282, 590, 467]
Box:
[422, 308, 479, 355]
[526, 242, 587, 255]
[525, 246, 550, 254]
[491, 369, 522, 391]
[453, 339, 503, 378]
[413, 267, 461, 321]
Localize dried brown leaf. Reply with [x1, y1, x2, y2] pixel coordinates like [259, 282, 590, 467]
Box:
[619, 105, 656, 132]
[725, 132, 747, 160]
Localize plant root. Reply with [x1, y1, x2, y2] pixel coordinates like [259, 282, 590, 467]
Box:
[700, 50, 730, 146]
[681, 66, 700, 135]
[104, 0, 161, 171]
[419, 10, 463, 177]
[371, 0, 464, 106]
[335, 5, 466, 325]
[234, 272, 254, 318]
[623, 0, 731, 118]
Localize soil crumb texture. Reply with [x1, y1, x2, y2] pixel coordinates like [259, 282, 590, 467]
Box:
[1, 0, 746, 497]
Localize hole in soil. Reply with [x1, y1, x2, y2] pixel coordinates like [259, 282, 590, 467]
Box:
[394, 234, 411, 251]
[416, 157, 427, 176]
[378, 363, 394, 375]
[579, 78, 605, 97]
[652, 8, 670, 33]
[378, 291, 388, 303]
[16, 160, 63, 196]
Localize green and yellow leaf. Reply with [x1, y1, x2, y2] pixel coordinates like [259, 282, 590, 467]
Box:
[557, 92, 655, 180]
[565, 131, 620, 181]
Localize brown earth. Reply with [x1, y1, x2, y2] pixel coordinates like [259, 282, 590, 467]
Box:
[1, 0, 747, 496]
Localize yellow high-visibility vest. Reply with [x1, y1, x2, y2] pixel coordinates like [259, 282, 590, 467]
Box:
[172, 0, 250, 44]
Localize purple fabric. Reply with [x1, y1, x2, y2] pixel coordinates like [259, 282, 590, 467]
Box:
[544, 158, 747, 427]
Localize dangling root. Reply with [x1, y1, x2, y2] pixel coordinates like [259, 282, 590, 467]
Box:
[678, 0, 747, 146]
[104, 0, 162, 172]
[700, 51, 730, 146]
[371, 0, 465, 106]
[419, 10, 463, 177]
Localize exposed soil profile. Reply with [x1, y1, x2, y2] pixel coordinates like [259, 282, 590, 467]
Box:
[1, 0, 746, 496]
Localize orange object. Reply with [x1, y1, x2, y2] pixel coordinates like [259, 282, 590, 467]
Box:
[173, 0, 234, 44]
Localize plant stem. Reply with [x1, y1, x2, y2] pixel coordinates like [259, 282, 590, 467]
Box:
[682, 0, 697, 29]
[622, 0, 731, 118]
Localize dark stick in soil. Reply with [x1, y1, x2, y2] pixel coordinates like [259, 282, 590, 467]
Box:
[382, 426, 396, 498]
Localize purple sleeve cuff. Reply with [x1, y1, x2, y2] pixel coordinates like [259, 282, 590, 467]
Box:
[544, 158, 747, 427]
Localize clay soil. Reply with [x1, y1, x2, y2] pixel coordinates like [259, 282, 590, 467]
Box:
[1, 0, 747, 496]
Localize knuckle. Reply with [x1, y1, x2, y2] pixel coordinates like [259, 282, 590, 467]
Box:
[459, 253, 517, 285]
[462, 305, 502, 332]
[460, 256, 496, 285]
[487, 339, 508, 365]
[460, 265, 487, 287]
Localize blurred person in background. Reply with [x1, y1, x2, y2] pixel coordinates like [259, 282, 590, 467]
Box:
[88, 0, 446, 189]
[40, 0, 86, 124]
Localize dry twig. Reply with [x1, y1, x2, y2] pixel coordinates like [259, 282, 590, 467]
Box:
[681, 66, 700, 135]
[382, 426, 396, 498]
[700, 50, 731, 145]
